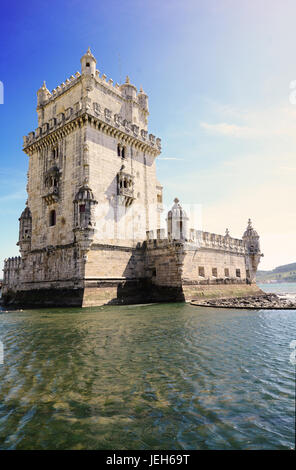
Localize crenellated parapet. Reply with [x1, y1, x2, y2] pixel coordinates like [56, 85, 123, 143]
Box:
[35, 67, 149, 115]
[145, 229, 246, 255]
[24, 48, 160, 157]
[23, 106, 161, 157]
[197, 230, 246, 254]
[3, 256, 22, 291]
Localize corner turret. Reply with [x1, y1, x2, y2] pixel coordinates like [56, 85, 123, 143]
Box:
[138, 86, 149, 112]
[242, 219, 263, 283]
[167, 198, 189, 240]
[17, 203, 32, 256]
[37, 81, 51, 107]
[120, 75, 137, 100]
[80, 47, 97, 76]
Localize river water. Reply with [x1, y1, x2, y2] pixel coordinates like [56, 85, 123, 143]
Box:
[0, 282, 295, 450]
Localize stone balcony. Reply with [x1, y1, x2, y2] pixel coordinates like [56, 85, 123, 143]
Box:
[43, 186, 59, 205]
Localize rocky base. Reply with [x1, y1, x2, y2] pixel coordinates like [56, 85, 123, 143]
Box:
[191, 293, 296, 310]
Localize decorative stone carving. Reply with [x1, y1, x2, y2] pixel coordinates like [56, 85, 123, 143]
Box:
[93, 102, 101, 115]
[132, 124, 139, 136]
[114, 114, 122, 127]
[141, 129, 147, 140]
[117, 165, 135, 206]
[149, 134, 155, 145]
[123, 120, 131, 132]
[65, 107, 73, 120]
[43, 166, 61, 205]
[104, 108, 112, 121]
[57, 113, 64, 125]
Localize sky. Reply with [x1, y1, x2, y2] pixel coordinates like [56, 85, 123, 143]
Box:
[0, 0, 295, 271]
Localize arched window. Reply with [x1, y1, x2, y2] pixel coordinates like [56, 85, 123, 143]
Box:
[117, 144, 126, 159]
[52, 147, 58, 159]
[49, 210, 56, 226]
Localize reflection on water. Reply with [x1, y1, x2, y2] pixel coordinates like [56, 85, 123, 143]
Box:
[0, 299, 295, 450]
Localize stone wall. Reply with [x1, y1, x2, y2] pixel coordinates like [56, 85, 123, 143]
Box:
[182, 247, 247, 283]
[85, 243, 145, 279]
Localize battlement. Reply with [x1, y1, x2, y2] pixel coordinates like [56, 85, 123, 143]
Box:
[145, 229, 247, 255]
[22, 108, 161, 154]
[35, 70, 148, 110]
[4, 256, 22, 268]
[23, 49, 161, 154]
[3, 257, 22, 292]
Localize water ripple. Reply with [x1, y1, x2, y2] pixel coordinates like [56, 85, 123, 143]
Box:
[0, 303, 295, 449]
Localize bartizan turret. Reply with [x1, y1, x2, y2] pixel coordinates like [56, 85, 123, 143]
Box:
[17, 204, 32, 256]
[80, 47, 97, 76]
[167, 198, 189, 240]
[73, 185, 98, 251]
[242, 218, 263, 283]
[37, 81, 51, 107]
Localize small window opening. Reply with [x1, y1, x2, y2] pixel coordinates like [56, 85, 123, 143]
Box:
[79, 204, 86, 213]
[236, 269, 241, 278]
[49, 210, 56, 226]
[86, 62, 90, 67]
[198, 266, 205, 277]
[224, 268, 229, 277]
[212, 267, 218, 277]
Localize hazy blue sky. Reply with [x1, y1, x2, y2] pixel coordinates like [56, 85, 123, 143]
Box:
[0, 0, 296, 270]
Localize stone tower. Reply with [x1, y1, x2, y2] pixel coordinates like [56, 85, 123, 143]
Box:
[2, 49, 263, 308]
[21, 48, 162, 253]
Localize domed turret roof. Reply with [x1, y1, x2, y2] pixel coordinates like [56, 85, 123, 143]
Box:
[19, 205, 32, 220]
[80, 47, 96, 63]
[74, 185, 97, 202]
[243, 219, 259, 238]
[167, 198, 188, 219]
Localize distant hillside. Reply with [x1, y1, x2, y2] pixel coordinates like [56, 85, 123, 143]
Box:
[257, 262, 296, 283]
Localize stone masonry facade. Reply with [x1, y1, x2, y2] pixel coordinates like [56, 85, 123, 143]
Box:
[2, 49, 263, 307]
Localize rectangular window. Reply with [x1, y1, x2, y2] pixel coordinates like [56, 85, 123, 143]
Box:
[236, 269, 241, 278]
[212, 268, 218, 277]
[198, 266, 205, 277]
[224, 268, 229, 277]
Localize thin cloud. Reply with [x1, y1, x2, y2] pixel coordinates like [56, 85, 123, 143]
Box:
[158, 157, 183, 161]
[0, 191, 26, 203]
[200, 121, 259, 138]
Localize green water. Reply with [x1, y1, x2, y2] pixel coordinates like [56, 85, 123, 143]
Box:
[0, 289, 295, 449]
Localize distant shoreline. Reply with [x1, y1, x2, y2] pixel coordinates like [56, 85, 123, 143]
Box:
[257, 280, 296, 284]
